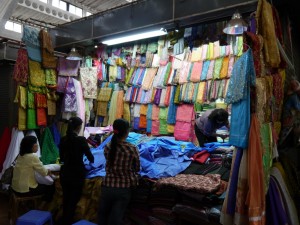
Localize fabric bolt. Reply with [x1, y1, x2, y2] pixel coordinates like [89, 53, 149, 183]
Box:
[154, 89, 162, 105]
[140, 104, 148, 115]
[57, 57, 80, 76]
[22, 25, 41, 62]
[151, 120, 160, 136]
[142, 68, 158, 90]
[146, 119, 152, 133]
[206, 60, 215, 80]
[179, 61, 190, 84]
[201, 44, 208, 61]
[196, 82, 206, 103]
[108, 91, 118, 125]
[139, 115, 147, 129]
[159, 88, 167, 107]
[207, 42, 214, 60]
[116, 91, 124, 119]
[213, 57, 223, 79]
[146, 104, 153, 120]
[164, 86, 171, 107]
[13, 48, 29, 84]
[27, 108, 38, 129]
[80, 67, 98, 99]
[191, 47, 202, 62]
[45, 69, 57, 87]
[220, 57, 229, 79]
[152, 104, 160, 121]
[190, 61, 203, 83]
[213, 41, 220, 58]
[200, 60, 210, 81]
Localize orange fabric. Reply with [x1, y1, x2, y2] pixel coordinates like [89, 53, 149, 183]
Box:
[164, 86, 171, 106]
[37, 108, 47, 126]
[35, 93, 47, 108]
[140, 104, 148, 115]
[115, 91, 124, 119]
[139, 115, 147, 129]
[220, 57, 229, 79]
[246, 114, 266, 225]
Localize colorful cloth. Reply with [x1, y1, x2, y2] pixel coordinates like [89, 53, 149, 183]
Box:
[80, 67, 98, 99]
[57, 57, 80, 76]
[13, 48, 29, 84]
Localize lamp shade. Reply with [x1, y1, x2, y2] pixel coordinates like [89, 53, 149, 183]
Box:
[66, 47, 82, 60]
[223, 11, 248, 35]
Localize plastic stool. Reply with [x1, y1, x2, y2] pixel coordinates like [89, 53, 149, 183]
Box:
[72, 219, 97, 225]
[16, 210, 53, 225]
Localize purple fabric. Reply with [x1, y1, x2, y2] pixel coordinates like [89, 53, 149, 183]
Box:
[266, 176, 289, 225]
[226, 148, 243, 215]
[121, 67, 126, 82]
[137, 68, 146, 85]
[154, 89, 162, 105]
[249, 17, 257, 34]
[63, 78, 77, 112]
[57, 57, 80, 76]
[133, 117, 140, 130]
[56, 76, 69, 93]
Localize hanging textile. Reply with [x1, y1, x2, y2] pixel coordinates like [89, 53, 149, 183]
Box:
[22, 25, 41, 62]
[40, 127, 59, 165]
[28, 60, 46, 93]
[40, 29, 57, 69]
[225, 49, 256, 149]
[80, 67, 98, 99]
[57, 57, 80, 76]
[63, 78, 77, 112]
[13, 48, 29, 84]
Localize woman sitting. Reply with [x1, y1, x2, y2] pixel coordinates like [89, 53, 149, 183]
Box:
[11, 135, 54, 202]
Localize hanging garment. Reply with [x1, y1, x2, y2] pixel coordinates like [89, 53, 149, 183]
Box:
[225, 49, 256, 149]
[63, 78, 77, 112]
[220, 57, 229, 79]
[28, 60, 46, 93]
[40, 127, 59, 165]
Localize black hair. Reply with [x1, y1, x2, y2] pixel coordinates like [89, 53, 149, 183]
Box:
[108, 118, 130, 163]
[66, 116, 83, 135]
[208, 108, 229, 123]
[20, 135, 37, 156]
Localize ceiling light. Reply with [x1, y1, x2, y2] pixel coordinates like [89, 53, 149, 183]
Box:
[223, 10, 248, 35]
[66, 47, 82, 60]
[102, 28, 167, 46]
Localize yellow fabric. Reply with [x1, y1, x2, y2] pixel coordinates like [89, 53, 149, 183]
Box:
[256, 0, 281, 68]
[28, 60, 46, 87]
[115, 91, 124, 119]
[11, 153, 48, 193]
[19, 86, 27, 109]
[167, 124, 174, 133]
[97, 88, 113, 102]
[207, 42, 214, 60]
[191, 47, 202, 62]
[18, 107, 26, 130]
[196, 82, 206, 103]
[220, 57, 229, 79]
[97, 101, 108, 116]
[108, 91, 118, 125]
[47, 99, 56, 115]
[140, 104, 148, 115]
[123, 102, 131, 123]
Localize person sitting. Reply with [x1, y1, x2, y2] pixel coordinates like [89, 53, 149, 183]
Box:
[11, 135, 54, 202]
[194, 108, 230, 147]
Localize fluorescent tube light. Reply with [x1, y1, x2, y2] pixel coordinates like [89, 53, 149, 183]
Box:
[102, 29, 167, 46]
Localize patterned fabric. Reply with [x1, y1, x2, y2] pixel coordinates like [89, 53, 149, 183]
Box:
[63, 78, 77, 112]
[97, 101, 108, 116]
[45, 69, 57, 87]
[18, 107, 26, 130]
[13, 48, 29, 84]
[28, 60, 46, 92]
[35, 93, 47, 108]
[155, 174, 221, 194]
[47, 100, 56, 116]
[27, 90, 35, 109]
[97, 88, 112, 102]
[57, 57, 80, 76]
[220, 56, 229, 79]
[80, 67, 98, 99]
[22, 25, 41, 62]
[40, 29, 57, 69]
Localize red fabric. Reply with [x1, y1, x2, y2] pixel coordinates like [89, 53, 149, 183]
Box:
[193, 150, 210, 164]
[37, 108, 47, 126]
[0, 127, 12, 172]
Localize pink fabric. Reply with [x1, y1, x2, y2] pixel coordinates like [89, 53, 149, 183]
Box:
[179, 61, 190, 84]
[176, 104, 195, 122]
[227, 56, 235, 78]
[151, 105, 160, 120]
[151, 120, 160, 136]
[190, 61, 203, 83]
[174, 121, 194, 141]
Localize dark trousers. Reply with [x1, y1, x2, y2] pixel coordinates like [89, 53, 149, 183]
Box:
[194, 124, 217, 147]
[98, 186, 132, 225]
[13, 183, 55, 202]
[60, 177, 84, 225]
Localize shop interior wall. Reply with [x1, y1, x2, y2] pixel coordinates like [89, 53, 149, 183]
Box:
[0, 60, 17, 135]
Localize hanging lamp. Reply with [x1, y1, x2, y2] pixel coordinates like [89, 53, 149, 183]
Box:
[223, 10, 248, 35]
[66, 47, 82, 60]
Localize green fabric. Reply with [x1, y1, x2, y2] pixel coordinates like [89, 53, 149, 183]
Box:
[147, 42, 158, 53]
[125, 67, 135, 85]
[40, 127, 59, 165]
[27, 90, 35, 109]
[163, 62, 172, 86]
[260, 123, 273, 192]
[186, 63, 194, 82]
[213, 58, 223, 79]
[27, 108, 38, 129]
[193, 83, 199, 103]
[45, 69, 57, 85]
[174, 85, 180, 104]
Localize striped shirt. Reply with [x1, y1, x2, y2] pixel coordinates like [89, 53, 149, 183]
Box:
[102, 141, 140, 188]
